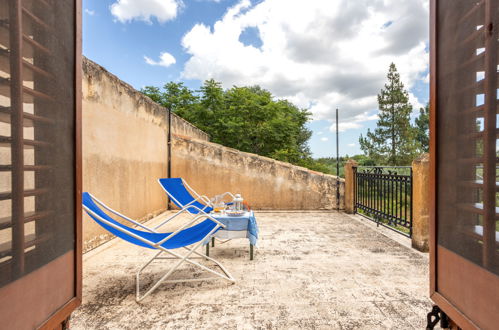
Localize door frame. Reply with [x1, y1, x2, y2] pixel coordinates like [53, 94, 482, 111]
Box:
[38, 0, 82, 327]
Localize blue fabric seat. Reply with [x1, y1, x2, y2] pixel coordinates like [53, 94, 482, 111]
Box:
[82, 192, 234, 302]
[82, 192, 218, 249]
[158, 178, 213, 214]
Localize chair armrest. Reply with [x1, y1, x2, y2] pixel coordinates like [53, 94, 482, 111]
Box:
[199, 195, 213, 206]
[89, 194, 157, 233]
[183, 194, 212, 209]
[154, 212, 226, 247]
[154, 203, 225, 230]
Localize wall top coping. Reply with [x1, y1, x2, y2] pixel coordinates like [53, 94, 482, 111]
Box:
[83, 56, 209, 140]
[173, 134, 345, 182]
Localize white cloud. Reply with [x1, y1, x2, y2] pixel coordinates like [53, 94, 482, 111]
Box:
[144, 52, 176, 67]
[181, 0, 429, 131]
[321, 137, 329, 142]
[408, 92, 425, 113]
[317, 131, 323, 135]
[110, 0, 182, 23]
[85, 9, 95, 16]
[328, 111, 378, 132]
[333, 122, 362, 132]
[348, 143, 356, 147]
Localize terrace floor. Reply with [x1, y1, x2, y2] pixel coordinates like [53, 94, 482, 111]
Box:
[72, 211, 433, 329]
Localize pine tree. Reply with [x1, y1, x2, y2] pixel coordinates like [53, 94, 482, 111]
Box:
[359, 63, 418, 165]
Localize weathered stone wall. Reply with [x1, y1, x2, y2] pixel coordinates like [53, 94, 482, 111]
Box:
[82, 57, 345, 251]
[82, 58, 207, 251]
[171, 114, 210, 141]
[172, 135, 345, 210]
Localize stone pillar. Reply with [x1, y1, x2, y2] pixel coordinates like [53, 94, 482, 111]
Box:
[412, 153, 430, 252]
[344, 159, 358, 214]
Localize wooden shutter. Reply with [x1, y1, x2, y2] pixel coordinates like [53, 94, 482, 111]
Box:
[430, 0, 499, 328]
[0, 0, 81, 328]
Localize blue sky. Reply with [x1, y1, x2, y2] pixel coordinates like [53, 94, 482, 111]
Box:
[83, 0, 429, 158]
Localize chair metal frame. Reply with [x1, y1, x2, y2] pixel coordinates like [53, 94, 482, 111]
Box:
[83, 193, 235, 302]
[181, 178, 235, 205]
[156, 178, 236, 228]
[157, 178, 244, 257]
[159, 178, 235, 212]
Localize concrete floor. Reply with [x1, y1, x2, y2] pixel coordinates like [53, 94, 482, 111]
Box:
[72, 211, 433, 329]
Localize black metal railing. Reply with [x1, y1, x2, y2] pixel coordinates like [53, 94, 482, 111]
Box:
[354, 166, 413, 237]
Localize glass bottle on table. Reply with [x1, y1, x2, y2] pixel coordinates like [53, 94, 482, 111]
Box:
[234, 194, 244, 212]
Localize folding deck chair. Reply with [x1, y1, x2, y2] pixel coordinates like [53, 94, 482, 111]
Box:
[82, 192, 235, 302]
[158, 177, 235, 215]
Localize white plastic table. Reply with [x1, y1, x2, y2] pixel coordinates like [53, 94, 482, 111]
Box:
[205, 211, 257, 260]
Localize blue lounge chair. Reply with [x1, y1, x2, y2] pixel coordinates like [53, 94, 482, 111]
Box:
[158, 178, 218, 214]
[157, 178, 237, 228]
[82, 192, 235, 302]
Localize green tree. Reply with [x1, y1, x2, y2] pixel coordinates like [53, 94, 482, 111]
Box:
[218, 86, 312, 162]
[140, 82, 199, 120]
[195, 79, 224, 132]
[414, 103, 429, 153]
[359, 63, 418, 165]
[141, 80, 316, 170]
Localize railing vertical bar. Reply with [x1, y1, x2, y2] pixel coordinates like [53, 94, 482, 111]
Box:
[370, 173, 376, 214]
[361, 174, 364, 210]
[373, 173, 376, 218]
[373, 174, 376, 216]
[400, 178, 405, 222]
[391, 174, 395, 224]
[362, 173, 364, 210]
[398, 175, 401, 224]
[374, 175, 380, 217]
[396, 174, 399, 224]
[357, 171, 362, 210]
[394, 174, 397, 224]
[366, 173, 370, 215]
[360, 173, 363, 212]
[364, 175, 369, 214]
[386, 174, 390, 224]
[405, 176, 408, 225]
[383, 171, 388, 217]
[378, 174, 381, 220]
[390, 173, 395, 224]
[369, 173, 372, 215]
[379, 174, 382, 220]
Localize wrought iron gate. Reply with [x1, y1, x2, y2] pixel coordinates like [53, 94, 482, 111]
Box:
[354, 166, 413, 237]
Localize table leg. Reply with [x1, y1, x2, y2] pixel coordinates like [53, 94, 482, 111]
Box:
[212, 237, 215, 247]
[250, 244, 254, 260]
[206, 243, 209, 257]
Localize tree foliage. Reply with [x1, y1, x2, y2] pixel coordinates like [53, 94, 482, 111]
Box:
[415, 103, 429, 153]
[359, 63, 419, 165]
[141, 80, 315, 168]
